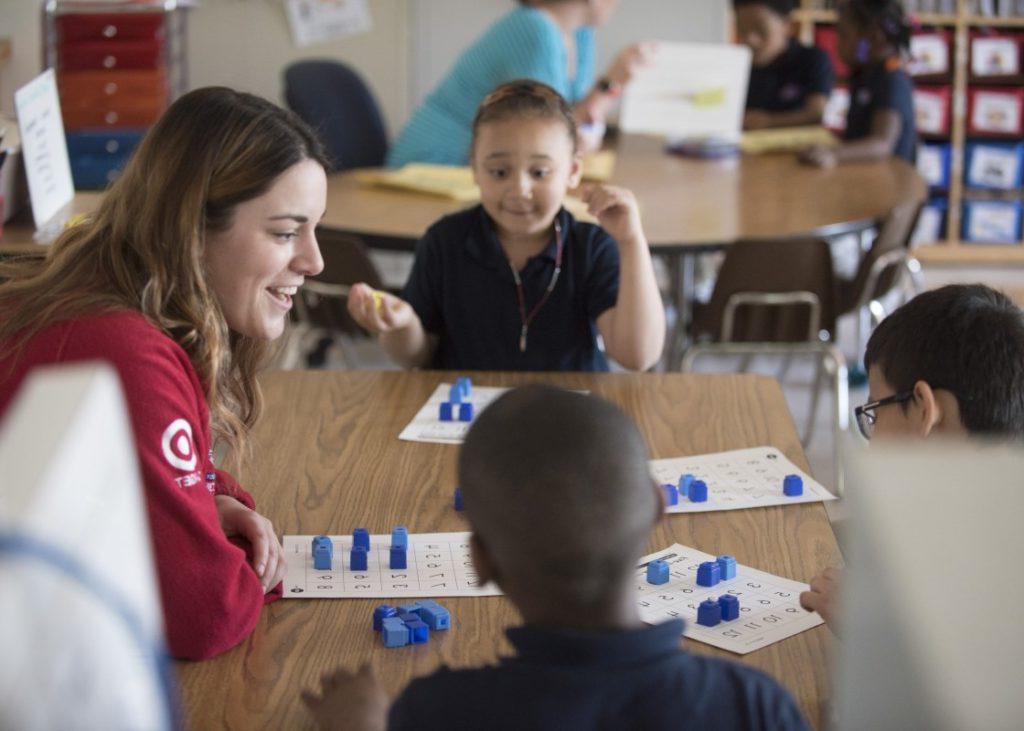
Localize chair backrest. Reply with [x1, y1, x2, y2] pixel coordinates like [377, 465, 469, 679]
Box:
[295, 229, 385, 335]
[842, 198, 924, 312]
[283, 60, 388, 172]
[692, 237, 837, 343]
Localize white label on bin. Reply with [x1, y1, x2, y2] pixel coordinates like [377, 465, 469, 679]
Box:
[910, 35, 950, 76]
[972, 38, 1020, 77]
[972, 92, 1022, 134]
[969, 147, 1021, 189]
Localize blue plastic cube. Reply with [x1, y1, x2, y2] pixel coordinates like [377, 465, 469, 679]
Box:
[381, 618, 410, 647]
[696, 561, 721, 587]
[717, 555, 737, 580]
[391, 526, 408, 550]
[718, 594, 740, 621]
[398, 602, 422, 614]
[416, 600, 451, 631]
[373, 604, 397, 630]
[697, 598, 723, 627]
[390, 546, 407, 570]
[350, 545, 368, 571]
[439, 402, 454, 421]
[662, 484, 679, 507]
[456, 376, 472, 398]
[311, 535, 332, 558]
[448, 385, 463, 404]
[313, 542, 333, 571]
[454, 487, 464, 511]
[646, 559, 670, 585]
[678, 473, 695, 497]
[689, 479, 708, 503]
[353, 528, 370, 550]
[783, 474, 804, 497]
[459, 403, 474, 422]
[405, 618, 429, 644]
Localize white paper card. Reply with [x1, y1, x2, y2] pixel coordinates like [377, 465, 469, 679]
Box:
[968, 146, 1021, 188]
[972, 91, 1022, 133]
[971, 38, 1020, 76]
[965, 202, 1020, 242]
[823, 87, 850, 131]
[284, 0, 372, 48]
[14, 70, 74, 231]
[916, 145, 947, 186]
[909, 35, 950, 75]
[621, 42, 751, 142]
[913, 91, 947, 134]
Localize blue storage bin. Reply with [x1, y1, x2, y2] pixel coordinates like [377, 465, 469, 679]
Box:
[965, 142, 1024, 190]
[70, 154, 132, 190]
[66, 129, 143, 190]
[917, 143, 952, 189]
[962, 200, 1023, 244]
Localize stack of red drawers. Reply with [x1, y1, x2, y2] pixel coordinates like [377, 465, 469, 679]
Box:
[47, 3, 183, 189]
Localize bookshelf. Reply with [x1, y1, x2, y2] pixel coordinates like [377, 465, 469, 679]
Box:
[794, 0, 1024, 264]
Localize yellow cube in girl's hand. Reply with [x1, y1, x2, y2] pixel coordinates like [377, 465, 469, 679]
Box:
[371, 289, 384, 312]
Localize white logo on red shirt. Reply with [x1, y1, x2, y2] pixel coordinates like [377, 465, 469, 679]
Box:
[161, 418, 198, 472]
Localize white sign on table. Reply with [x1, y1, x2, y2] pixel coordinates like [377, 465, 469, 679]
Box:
[14, 70, 74, 235]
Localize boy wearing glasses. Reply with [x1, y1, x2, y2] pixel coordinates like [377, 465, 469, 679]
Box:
[802, 284, 1024, 630]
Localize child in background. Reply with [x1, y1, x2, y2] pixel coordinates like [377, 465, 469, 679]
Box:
[735, 0, 834, 130]
[801, 284, 1024, 630]
[303, 386, 811, 731]
[801, 0, 917, 166]
[347, 81, 665, 372]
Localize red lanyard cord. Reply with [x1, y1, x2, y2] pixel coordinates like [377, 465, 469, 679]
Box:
[509, 220, 564, 353]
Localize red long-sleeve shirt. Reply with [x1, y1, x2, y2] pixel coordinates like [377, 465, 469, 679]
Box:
[0, 309, 279, 660]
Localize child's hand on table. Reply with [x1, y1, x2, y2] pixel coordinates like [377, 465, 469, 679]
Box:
[303, 663, 390, 731]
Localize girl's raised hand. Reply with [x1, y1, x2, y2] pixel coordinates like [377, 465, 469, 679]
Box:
[581, 184, 645, 247]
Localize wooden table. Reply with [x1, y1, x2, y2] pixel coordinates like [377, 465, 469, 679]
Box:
[176, 371, 841, 730]
[321, 134, 926, 252]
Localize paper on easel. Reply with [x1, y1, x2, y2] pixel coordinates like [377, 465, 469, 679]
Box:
[14, 70, 74, 233]
[284, 0, 372, 48]
[620, 42, 751, 142]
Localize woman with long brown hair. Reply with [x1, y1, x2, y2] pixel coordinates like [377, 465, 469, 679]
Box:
[0, 87, 329, 660]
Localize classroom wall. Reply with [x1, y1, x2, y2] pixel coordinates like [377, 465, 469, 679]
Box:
[0, 0, 727, 136]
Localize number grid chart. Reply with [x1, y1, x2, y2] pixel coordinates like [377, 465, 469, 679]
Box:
[650, 447, 836, 513]
[635, 543, 823, 655]
[282, 532, 501, 598]
[398, 383, 509, 444]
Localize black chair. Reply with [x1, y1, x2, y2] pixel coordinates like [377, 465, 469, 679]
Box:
[283, 60, 388, 171]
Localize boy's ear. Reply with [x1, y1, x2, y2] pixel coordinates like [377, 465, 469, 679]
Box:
[568, 152, 584, 188]
[470, 532, 500, 588]
[911, 379, 941, 438]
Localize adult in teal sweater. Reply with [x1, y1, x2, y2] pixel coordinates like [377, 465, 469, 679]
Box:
[388, 0, 650, 167]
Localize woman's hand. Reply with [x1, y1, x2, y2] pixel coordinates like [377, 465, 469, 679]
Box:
[582, 184, 645, 248]
[604, 42, 657, 87]
[214, 495, 285, 593]
[302, 664, 390, 731]
[346, 283, 417, 335]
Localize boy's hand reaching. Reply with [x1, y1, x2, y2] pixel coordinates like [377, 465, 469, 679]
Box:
[800, 566, 843, 633]
[302, 664, 390, 731]
[582, 184, 645, 248]
[347, 283, 416, 335]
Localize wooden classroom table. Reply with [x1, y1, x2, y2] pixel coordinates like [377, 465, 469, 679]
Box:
[319, 134, 927, 252]
[176, 370, 842, 730]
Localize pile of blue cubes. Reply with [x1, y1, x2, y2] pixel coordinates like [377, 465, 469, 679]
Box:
[374, 600, 451, 648]
[439, 377, 473, 422]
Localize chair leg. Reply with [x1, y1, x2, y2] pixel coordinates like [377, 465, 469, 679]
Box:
[776, 353, 794, 383]
[904, 256, 924, 295]
[801, 356, 824, 449]
[868, 299, 887, 327]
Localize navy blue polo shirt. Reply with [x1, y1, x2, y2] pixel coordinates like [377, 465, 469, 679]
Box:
[402, 205, 620, 371]
[747, 39, 834, 113]
[388, 620, 810, 730]
[845, 63, 918, 164]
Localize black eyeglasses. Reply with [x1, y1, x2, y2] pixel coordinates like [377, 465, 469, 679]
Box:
[854, 391, 914, 440]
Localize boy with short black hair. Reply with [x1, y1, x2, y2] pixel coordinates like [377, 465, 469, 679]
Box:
[802, 284, 1024, 628]
[734, 0, 834, 130]
[304, 385, 810, 731]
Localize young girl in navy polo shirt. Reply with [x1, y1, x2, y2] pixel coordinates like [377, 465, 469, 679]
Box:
[348, 80, 664, 372]
[801, 0, 917, 167]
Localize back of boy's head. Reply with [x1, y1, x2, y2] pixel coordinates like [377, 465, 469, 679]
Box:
[840, 0, 911, 52]
[865, 284, 1024, 437]
[471, 80, 578, 155]
[459, 385, 657, 610]
[732, 0, 796, 16]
